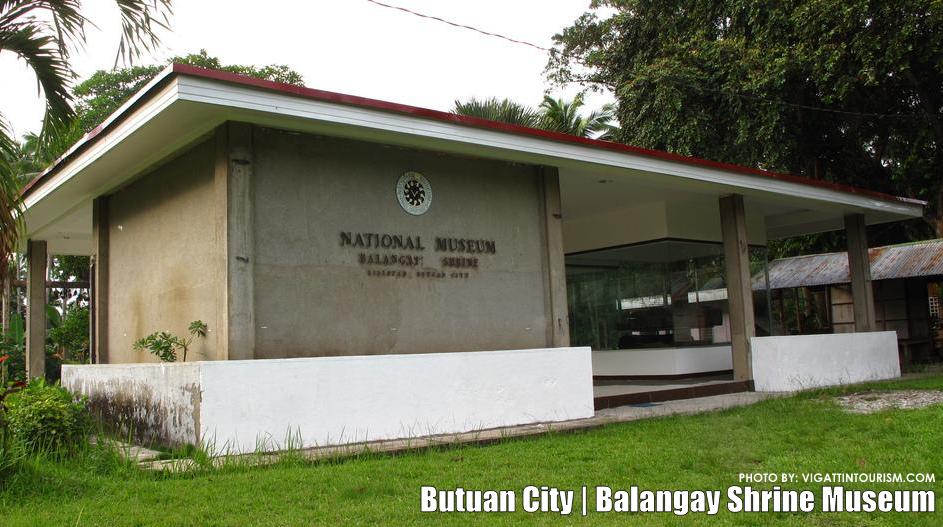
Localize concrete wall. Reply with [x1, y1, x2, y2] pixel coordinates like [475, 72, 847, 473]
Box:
[751, 332, 901, 392]
[592, 346, 732, 377]
[106, 140, 221, 362]
[252, 128, 554, 358]
[63, 347, 594, 451]
[62, 362, 201, 446]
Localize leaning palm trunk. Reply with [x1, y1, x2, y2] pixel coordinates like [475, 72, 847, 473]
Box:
[0, 112, 22, 276]
[0, 152, 22, 280]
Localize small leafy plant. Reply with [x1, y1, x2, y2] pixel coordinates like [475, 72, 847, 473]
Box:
[133, 320, 208, 362]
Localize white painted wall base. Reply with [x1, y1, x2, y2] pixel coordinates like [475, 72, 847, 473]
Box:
[62, 347, 594, 453]
[61, 362, 202, 446]
[592, 346, 732, 377]
[750, 332, 900, 392]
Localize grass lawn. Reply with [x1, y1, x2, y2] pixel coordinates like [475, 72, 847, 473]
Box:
[1, 375, 941, 526]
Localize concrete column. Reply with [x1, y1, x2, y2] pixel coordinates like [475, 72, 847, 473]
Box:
[88, 256, 96, 363]
[213, 126, 229, 359]
[719, 194, 755, 381]
[845, 213, 876, 332]
[92, 197, 110, 363]
[219, 122, 255, 360]
[538, 166, 570, 347]
[25, 239, 47, 380]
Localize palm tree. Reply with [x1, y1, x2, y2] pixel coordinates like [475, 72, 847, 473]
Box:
[452, 97, 542, 128]
[20, 119, 84, 168]
[2, 135, 44, 188]
[539, 95, 619, 140]
[454, 94, 620, 140]
[0, 0, 171, 274]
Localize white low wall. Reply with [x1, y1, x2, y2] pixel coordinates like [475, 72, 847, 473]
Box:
[592, 346, 732, 377]
[63, 347, 594, 452]
[61, 362, 202, 446]
[750, 332, 900, 392]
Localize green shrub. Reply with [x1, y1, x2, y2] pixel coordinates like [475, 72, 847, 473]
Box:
[5, 379, 89, 454]
[49, 306, 91, 363]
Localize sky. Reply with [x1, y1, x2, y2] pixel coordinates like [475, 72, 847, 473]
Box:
[0, 0, 612, 138]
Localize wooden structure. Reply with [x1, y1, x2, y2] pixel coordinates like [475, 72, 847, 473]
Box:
[767, 239, 943, 367]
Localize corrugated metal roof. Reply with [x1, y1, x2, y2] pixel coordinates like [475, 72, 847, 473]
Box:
[766, 239, 943, 289]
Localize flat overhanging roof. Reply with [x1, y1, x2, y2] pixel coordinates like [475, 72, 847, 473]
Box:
[20, 64, 926, 255]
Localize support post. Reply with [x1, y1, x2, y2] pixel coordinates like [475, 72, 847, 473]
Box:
[88, 256, 96, 364]
[1, 273, 9, 335]
[719, 194, 755, 381]
[845, 213, 876, 332]
[538, 166, 570, 347]
[92, 197, 109, 363]
[25, 239, 47, 380]
[220, 122, 255, 360]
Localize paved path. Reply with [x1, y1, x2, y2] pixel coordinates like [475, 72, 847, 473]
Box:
[598, 391, 779, 420]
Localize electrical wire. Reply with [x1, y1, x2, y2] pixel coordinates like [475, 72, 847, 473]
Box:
[362, 0, 921, 120]
[363, 0, 550, 52]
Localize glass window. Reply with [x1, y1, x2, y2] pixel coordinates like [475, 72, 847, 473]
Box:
[566, 240, 771, 350]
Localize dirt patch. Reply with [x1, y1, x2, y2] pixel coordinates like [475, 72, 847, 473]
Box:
[834, 390, 943, 414]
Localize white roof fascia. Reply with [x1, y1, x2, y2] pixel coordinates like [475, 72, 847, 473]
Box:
[174, 76, 923, 219]
[24, 72, 923, 222]
[22, 66, 180, 210]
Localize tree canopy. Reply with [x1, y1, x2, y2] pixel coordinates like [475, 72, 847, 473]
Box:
[549, 0, 943, 248]
[73, 50, 305, 134]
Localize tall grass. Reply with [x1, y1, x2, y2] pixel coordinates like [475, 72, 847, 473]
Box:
[0, 429, 138, 496]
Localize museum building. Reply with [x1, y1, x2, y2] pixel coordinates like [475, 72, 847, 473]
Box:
[17, 65, 924, 449]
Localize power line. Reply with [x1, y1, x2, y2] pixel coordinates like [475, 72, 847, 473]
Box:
[362, 0, 919, 120]
[363, 0, 550, 52]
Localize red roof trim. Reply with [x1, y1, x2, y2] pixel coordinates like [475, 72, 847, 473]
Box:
[22, 63, 927, 209]
[170, 64, 924, 207]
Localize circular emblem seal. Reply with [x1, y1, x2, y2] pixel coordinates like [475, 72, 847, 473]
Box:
[396, 171, 432, 215]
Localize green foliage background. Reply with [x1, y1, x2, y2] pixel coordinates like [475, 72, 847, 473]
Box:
[549, 0, 943, 254]
[73, 50, 304, 134]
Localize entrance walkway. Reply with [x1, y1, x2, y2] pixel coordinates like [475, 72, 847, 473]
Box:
[593, 374, 751, 409]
